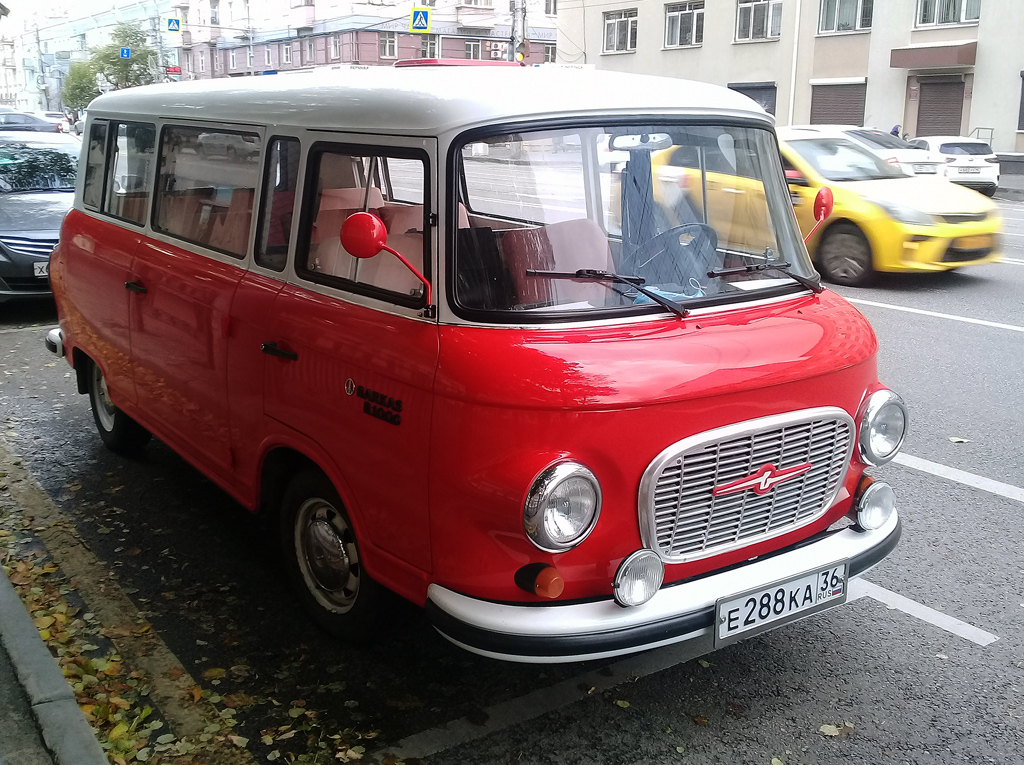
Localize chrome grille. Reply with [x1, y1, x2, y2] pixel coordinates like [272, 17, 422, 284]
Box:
[0, 236, 58, 257]
[940, 212, 988, 224]
[639, 408, 854, 563]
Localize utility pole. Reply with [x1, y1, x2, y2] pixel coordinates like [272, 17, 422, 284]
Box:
[35, 25, 45, 110]
[150, 15, 165, 80]
[508, 0, 526, 62]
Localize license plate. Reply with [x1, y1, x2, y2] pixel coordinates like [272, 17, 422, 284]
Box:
[959, 167, 981, 174]
[913, 165, 937, 174]
[955, 234, 994, 249]
[33, 261, 49, 278]
[715, 562, 848, 647]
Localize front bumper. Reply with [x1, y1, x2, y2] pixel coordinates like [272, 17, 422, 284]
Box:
[427, 512, 901, 663]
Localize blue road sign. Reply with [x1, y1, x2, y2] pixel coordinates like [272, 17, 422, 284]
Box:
[409, 7, 431, 33]
[167, 18, 181, 32]
[120, 47, 131, 59]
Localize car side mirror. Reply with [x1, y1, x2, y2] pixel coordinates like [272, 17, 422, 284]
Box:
[804, 186, 834, 245]
[785, 169, 809, 187]
[340, 211, 434, 311]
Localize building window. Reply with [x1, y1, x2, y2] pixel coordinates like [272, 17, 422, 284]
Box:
[306, 39, 314, 62]
[230, 49, 237, 69]
[665, 2, 704, 47]
[420, 34, 438, 58]
[331, 35, 340, 59]
[819, 0, 872, 32]
[545, 0, 557, 14]
[199, 51, 206, 72]
[465, 40, 482, 59]
[917, 0, 980, 26]
[283, 43, 291, 64]
[265, 48, 272, 66]
[603, 9, 638, 53]
[210, 0, 220, 24]
[247, 48, 254, 68]
[544, 43, 556, 62]
[736, 0, 782, 41]
[380, 31, 397, 58]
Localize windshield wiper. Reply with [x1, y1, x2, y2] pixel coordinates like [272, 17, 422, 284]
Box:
[526, 268, 689, 318]
[706, 259, 823, 294]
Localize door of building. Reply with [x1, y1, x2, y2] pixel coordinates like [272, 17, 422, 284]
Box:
[810, 84, 867, 125]
[916, 78, 965, 136]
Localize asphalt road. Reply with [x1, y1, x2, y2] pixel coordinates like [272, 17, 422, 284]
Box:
[1, 200, 1022, 764]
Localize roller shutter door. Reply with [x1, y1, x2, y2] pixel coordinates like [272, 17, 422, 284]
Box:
[917, 80, 964, 136]
[728, 82, 777, 116]
[810, 84, 867, 125]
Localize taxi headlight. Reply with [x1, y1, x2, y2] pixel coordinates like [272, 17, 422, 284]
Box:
[523, 462, 601, 551]
[869, 198, 937, 227]
[857, 481, 895, 530]
[613, 549, 664, 607]
[859, 390, 908, 466]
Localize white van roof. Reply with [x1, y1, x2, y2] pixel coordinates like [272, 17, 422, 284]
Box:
[88, 65, 771, 135]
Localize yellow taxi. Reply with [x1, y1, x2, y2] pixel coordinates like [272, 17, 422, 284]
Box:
[777, 128, 1002, 286]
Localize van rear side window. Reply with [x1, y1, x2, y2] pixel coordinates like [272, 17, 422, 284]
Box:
[256, 137, 301, 272]
[83, 122, 107, 210]
[154, 125, 262, 258]
[104, 122, 156, 225]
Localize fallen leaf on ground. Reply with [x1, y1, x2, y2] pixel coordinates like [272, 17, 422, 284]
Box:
[819, 722, 855, 737]
[693, 715, 709, 727]
[202, 667, 226, 680]
[614, 700, 630, 708]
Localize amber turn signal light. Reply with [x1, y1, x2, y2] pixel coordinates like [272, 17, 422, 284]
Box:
[514, 563, 565, 599]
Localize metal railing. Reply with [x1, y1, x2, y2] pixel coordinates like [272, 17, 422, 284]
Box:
[969, 126, 994, 142]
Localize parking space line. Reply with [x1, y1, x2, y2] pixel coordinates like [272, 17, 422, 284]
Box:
[849, 580, 998, 647]
[846, 298, 1024, 333]
[893, 453, 1024, 504]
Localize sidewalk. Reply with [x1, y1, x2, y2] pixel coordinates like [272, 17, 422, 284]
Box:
[995, 173, 1024, 201]
[0, 564, 106, 765]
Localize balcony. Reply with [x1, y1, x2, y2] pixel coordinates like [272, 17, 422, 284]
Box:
[289, 2, 316, 30]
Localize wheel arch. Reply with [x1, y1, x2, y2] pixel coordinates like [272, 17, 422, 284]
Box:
[71, 346, 91, 394]
[813, 217, 874, 266]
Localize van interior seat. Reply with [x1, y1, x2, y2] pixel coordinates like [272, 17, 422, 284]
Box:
[499, 218, 614, 308]
[208, 188, 254, 256]
[358, 203, 426, 296]
[155, 190, 209, 239]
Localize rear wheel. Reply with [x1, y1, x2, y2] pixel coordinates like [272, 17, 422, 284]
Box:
[280, 469, 383, 642]
[87, 361, 151, 454]
[818, 223, 874, 287]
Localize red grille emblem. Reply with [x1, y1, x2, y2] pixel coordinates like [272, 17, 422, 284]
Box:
[712, 462, 813, 498]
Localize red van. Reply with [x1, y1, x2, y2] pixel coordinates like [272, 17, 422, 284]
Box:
[47, 65, 905, 662]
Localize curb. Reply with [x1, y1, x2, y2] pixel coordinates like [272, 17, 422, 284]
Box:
[995, 186, 1024, 202]
[0, 568, 107, 765]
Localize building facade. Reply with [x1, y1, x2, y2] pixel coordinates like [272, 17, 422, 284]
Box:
[558, 0, 1024, 152]
[175, 0, 557, 81]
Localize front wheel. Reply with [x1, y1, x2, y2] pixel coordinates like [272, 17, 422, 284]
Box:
[818, 223, 874, 287]
[87, 361, 151, 454]
[279, 469, 383, 642]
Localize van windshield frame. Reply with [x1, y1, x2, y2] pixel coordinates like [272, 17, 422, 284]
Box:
[447, 117, 815, 324]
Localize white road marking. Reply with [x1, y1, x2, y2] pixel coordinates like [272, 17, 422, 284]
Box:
[846, 298, 1024, 333]
[849, 579, 999, 647]
[1000, 231, 1024, 237]
[893, 453, 1024, 505]
[1001, 257, 1024, 265]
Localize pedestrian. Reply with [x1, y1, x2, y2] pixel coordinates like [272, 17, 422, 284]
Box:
[890, 124, 900, 136]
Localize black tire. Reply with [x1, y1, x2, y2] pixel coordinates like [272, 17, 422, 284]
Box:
[982, 186, 997, 198]
[87, 361, 151, 454]
[818, 223, 874, 287]
[279, 468, 383, 642]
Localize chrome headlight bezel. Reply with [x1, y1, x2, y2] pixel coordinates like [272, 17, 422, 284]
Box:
[523, 461, 602, 552]
[859, 390, 908, 466]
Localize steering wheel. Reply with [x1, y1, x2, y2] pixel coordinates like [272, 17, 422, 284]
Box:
[630, 223, 719, 270]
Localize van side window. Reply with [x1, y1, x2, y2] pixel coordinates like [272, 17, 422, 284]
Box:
[83, 122, 108, 210]
[299, 149, 428, 303]
[104, 122, 156, 225]
[154, 125, 262, 259]
[255, 137, 300, 272]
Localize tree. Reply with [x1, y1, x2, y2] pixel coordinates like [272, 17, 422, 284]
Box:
[91, 23, 156, 90]
[62, 62, 100, 111]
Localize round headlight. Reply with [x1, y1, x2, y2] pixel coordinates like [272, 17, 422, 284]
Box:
[859, 390, 908, 466]
[613, 549, 664, 607]
[857, 481, 895, 530]
[523, 462, 602, 552]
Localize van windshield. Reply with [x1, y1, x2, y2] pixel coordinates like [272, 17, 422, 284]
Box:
[454, 124, 813, 318]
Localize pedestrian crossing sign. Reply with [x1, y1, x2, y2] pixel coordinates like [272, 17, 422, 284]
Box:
[409, 7, 431, 33]
[167, 18, 181, 32]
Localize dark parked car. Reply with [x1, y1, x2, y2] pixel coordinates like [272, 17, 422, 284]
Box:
[0, 112, 65, 133]
[0, 132, 80, 302]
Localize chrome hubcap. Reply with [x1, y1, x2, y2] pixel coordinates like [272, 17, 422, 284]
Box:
[91, 365, 117, 431]
[294, 498, 359, 613]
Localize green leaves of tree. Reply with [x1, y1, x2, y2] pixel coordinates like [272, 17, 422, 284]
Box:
[90, 23, 156, 91]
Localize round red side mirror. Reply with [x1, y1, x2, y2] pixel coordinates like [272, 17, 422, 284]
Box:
[813, 186, 834, 223]
[340, 211, 387, 259]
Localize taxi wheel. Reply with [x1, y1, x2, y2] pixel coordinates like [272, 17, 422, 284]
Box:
[87, 361, 152, 454]
[280, 468, 383, 642]
[819, 223, 874, 287]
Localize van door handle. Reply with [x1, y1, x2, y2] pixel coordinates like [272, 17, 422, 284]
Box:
[261, 341, 298, 361]
[124, 281, 147, 294]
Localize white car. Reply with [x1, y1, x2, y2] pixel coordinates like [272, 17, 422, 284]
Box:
[907, 136, 999, 196]
[35, 111, 71, 133]
[787, 125, 945, 178]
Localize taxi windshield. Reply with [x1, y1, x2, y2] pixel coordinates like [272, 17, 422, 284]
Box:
[454, 123, 813, 319]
